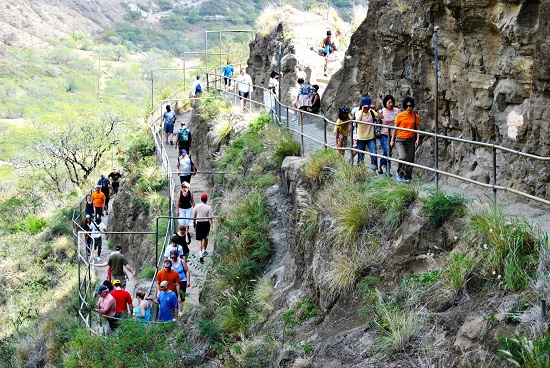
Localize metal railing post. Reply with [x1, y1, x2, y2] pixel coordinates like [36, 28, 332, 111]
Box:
[492, 146, 497, 207]
[300, 111, 304, 156]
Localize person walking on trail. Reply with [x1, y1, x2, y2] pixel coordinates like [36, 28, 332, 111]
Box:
[161, 105, 177, 145]
[164, 235, 184, 261]
[169, 250, 190, 316]
[172, 225, 191, 259]
[222, 60, 234, 91]
[293, 78, 313, 111]
[378, 95, 400, 175]
[90, 215, 108, 261]
[335, 106, 352, 156]
[390, 97, 420, 183]
[175, 122, 192, 154]
[321, 30, 332, 57]
[176, 149, 197, 185]
[146, 280, 178, 322]
[85, 194, 94, 217]
[95, 245, 136, 289]
[95, 284, 118, 331]
[90, 185, 106, 219]
[98, 175, 112, 215]
[108, 168, 122, 196]
[134, 291, 151, 322]
[354, 96, 381, 172]
[155, 260, 181, 302]
[236, 67, 253, 109]
[268, 70, 279, 95]
[110, 279, 133, 317]
[176, 181, 195, 233]
[190, 75, 203, 98]
[193, 193, 213, 264]
[82, 214, 93, 258]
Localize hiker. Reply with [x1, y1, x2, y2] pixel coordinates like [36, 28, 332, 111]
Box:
[222, 60, 234, 90]
[161, 105, 176, 145]
[95, 245, 136, 289]
[95, 285, 117, 331]
[307, 84, 321, 114]
[268, 70, 279, 95]
[354, 96, 381, 172]
[110, 279, 133, 317]
[378, 95, 400, 175]
[390, 97, 420, 183]
[164, 235, 184, 261]
[175, 149, 197, 185]
[176, 181, 195, 232]
[190, 75, 203, 98]
[146, 280, 178, 322]
[293, 78, 313, 111]
[90, 215, 108, 261]
[169, 250, 190, 316]
[82, 214, 93, 258]
[85, 194, 94, 217]
[108, 169, 122, 195]
[325, 44, 342, 77]
[172, 225, 191, 259]
[236, 68, 253, 109]
[335, 106, 352, 156]
[156, 259, 181, 299]
[175, 122, 192, 154]
[321, 30, 332, 56]
[193, 193, 213, 264]
[90, 185, 106, 219]
[98, 175, 111, 215]
[134, 291, 151, 322]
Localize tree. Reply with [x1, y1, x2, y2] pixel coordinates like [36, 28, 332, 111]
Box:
[30, 107, 125, 190]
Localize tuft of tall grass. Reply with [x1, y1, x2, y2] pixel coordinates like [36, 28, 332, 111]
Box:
[230, 336, 280, 368]
[498, 334, 550, 367]
[273, 133, 301, 166]
[421, 189, 467, 229]
[466, 209, 543, 291]
[441, 251, 477, 299]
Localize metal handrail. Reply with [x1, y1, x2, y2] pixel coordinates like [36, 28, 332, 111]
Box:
[205, 72, 550, 208]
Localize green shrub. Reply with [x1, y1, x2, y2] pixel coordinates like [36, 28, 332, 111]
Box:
[231, 337, 280, 368]
[273, 133, 301, 166]
[498, 334, 550, 367]
[126, 133, 155, 163]
[15, 216, 47, 234]
[140, 265, 156, 279]
[441, 252, 477, 299]
[421, 189, 467, 229]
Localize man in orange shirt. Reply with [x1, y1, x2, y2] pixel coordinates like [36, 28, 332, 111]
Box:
[90, 185, 107, 219]
[156, 259, 181, 302]
[390, 97, 420, 183]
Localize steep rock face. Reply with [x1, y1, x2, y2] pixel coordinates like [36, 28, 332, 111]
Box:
[323, 0, 549, 200]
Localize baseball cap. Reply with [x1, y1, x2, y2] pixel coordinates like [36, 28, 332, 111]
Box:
[96, 285, 109, 294]
[181, 149, 187, 155]
[112, 279, 122, 286]
[361, 97, 372, 107]
[201, 193, 208, 201]
[115, 245, 122, 251]
[196, 75, 201, 79]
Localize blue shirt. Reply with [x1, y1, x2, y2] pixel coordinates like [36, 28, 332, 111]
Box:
[163, 111, 176, 125]
[222, 65, 234, 77]
[157, 291, 178, 321]
[97, 177, 111, 186]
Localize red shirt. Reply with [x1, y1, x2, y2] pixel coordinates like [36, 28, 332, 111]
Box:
[110, 289, 133, 314]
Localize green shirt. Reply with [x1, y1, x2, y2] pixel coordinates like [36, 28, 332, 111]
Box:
[108, 253, 128, 277]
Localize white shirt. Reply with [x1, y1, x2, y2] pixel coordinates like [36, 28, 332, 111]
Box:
[236, 73, 253, 93]
[190, 80, 202, 97]
[91, 221, 106, 239]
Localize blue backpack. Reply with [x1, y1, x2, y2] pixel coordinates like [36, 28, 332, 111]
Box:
[195, 83, 202, 95]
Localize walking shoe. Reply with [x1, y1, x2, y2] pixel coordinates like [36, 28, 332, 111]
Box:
[105, 211, 108, 215]
[203, 251, 209, 257]
[404, 179, 412, 184]
[96, 257, 101, 261]
[199, 257, 204, 264]
[178, 311, 184, 317]
[396, 173, 403, 182]
[170, 141, 173, 145]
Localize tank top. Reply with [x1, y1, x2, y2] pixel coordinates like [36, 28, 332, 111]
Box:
[85, 200, 94, 215]
[172, 260, 187, 281]
[136, 304, 151, 322]
[179, 190, 192, 209]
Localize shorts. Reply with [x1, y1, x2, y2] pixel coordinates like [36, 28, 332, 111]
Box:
[112, 183, 119, 194]
[92, 237, 102, 251]
[178, 207, 194, 227]
[95, 206, 103, 217]
[223, 77, 232, 86]
[196, 222, 211, 241]
[238, 91, 249, 99]
[164, 122, 174, 134]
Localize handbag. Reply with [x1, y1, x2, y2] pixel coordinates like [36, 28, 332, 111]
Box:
[370, 110, 381, 138]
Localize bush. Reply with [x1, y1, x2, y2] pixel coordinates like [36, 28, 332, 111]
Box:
[421, 189, 467, 229]
[498, 334, 550, 367]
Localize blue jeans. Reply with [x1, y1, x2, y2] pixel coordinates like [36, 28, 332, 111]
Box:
[356, 139, 377, 169]
[378, 135, 391, 170]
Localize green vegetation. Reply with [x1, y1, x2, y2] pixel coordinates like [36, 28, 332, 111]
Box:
[421, 189, 467, 229]
[498, 334, 550, 368]
[282, 300, 317, 336]
[440, 252, 476, 300]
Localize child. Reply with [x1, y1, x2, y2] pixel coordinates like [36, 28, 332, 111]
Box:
[335, 106, 352, 156]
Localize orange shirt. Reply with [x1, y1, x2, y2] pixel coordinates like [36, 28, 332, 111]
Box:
[156, 269, 181, 293]
[90, 191, 106, 207]
[394, 112, 419, 139]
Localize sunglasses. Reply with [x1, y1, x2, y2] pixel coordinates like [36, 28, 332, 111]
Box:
[406, 104, 414, 108]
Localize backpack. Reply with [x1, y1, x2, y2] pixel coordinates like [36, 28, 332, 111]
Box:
[195, 83, 202, 95]
[178, 128, 189, 145]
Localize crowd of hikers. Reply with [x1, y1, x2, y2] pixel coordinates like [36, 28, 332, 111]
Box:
[83, 112, 215, 333]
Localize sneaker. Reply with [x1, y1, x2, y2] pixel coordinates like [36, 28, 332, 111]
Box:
[396, 173, 403, 182]
[96, 257, 101, 261]
[199, 257, 204, 264]
[178, 311, 183, 317]
[170, 141, 173, 145]
[105, 211, 108, 215]
[203, 251, 209, 257]
[404, 179, 412, 184]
